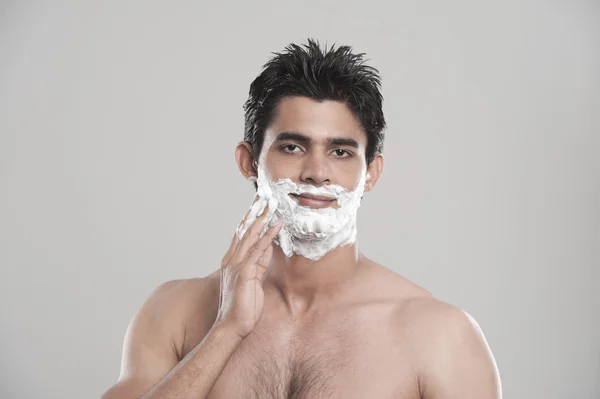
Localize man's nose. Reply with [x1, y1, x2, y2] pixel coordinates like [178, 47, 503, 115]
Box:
[299, 152, 331, 186]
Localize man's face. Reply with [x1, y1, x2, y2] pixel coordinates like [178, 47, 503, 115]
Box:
[235, 95, 382, 260]
[259, 96, 368, 209]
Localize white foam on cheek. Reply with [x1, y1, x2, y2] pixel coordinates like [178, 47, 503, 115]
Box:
[254, 140, 368, 261]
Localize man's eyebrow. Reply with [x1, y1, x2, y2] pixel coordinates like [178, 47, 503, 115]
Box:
[327, 137, 359, 148]
[274, 132, 359, 148]
[274, 132, 310, 143]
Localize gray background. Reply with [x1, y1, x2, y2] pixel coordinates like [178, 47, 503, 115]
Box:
[1, 1, 598, 398]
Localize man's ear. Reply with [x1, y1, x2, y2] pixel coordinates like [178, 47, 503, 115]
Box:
[364, 153, 384, 192]
[235, 141, 258, 181]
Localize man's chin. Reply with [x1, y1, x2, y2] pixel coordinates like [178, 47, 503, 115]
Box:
[283, 228, 337, 241]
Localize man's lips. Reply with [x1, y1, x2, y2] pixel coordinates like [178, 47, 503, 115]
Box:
[290, 193, 336, 208]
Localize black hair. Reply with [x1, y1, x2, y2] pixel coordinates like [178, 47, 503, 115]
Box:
[242, 38, 386, 168]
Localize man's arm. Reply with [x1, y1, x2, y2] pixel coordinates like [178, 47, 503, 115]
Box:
[417, 302, 502, 399]
[100, 279, 243, 399]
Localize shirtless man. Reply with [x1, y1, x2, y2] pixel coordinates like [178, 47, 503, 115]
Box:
[101, 39, 502, 399]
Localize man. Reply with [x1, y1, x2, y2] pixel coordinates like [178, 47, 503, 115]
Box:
[101, 39, 502, 399]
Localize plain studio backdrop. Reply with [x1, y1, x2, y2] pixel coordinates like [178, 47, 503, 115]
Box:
[1, 1, 598, 398]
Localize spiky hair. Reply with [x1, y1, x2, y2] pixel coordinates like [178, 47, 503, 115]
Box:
[243, 38, 386, 165]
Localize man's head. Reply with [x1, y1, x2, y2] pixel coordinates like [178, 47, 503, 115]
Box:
[235, 39, 386, 260]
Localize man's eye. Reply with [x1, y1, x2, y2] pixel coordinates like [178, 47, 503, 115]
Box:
[281, 144, 301, 153]
[333, 149, 353, 158]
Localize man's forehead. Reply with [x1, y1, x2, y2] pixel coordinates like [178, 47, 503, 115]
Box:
[265, 96, 367, 146]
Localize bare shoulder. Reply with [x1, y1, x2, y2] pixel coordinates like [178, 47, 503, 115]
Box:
[365, 262, 492, 355]
[100, 276, 220, 399]
[163, 272, 223, 357]
[155, 273, 221, 320]
[377, 274, 502, 398]
[365, 261, 474, 325]
[374, 265, 487, 345]
[145, 276, 214, 317]
[399, 295, 484, 338]
[135, 274, 220, 353]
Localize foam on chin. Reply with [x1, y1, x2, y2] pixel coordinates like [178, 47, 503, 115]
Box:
[253, 161, 368, 261]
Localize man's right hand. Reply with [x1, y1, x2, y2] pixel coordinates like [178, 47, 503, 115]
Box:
[100, 196, 282, 399]
[214, 195, 282, 340]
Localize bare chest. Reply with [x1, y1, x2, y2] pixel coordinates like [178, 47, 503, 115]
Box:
[204, 309, 420, 399]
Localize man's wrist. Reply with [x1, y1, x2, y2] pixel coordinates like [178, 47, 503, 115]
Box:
[210, 322, 247, 344]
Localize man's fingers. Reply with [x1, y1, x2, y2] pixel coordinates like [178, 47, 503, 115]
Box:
[237, 221, 282, 281]
[257, 199, 279, 239]
[235, 195, 265, 240]
[233, 201, 275, 264]
[223, 194, 261, 268]
[244, 221, 282, 267]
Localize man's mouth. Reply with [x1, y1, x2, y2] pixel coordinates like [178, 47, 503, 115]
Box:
[290, 193, 336, 209]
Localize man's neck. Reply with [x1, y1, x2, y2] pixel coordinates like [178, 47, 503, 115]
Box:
[264, 241, 368, 317]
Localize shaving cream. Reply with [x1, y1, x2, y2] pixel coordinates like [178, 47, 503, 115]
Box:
[237, 144, 368, 261]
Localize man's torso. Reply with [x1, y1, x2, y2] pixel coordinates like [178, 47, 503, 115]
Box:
[173, 263, 432, 399]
